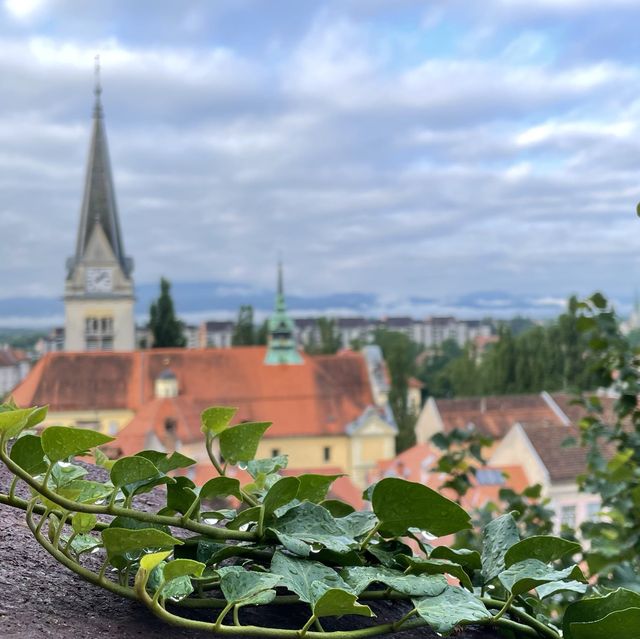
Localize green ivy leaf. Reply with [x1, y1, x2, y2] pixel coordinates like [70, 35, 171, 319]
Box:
[163, 558, 206, 582]
[311, 586, 373, 619]
[65, 532, 102, 556]
[226, 506, 261, 530]
[563, 588, 640, 639]
[140, 550, 172, 572]
[571, 608, 640, 639]
[110, 456, 158, 487]
[430, 547, 481, 572]
[200, 407, 237, 436]
[135, 450, 196, 473]
[217, 566, 282, 606]
[263, 476, 300, 519]
[72, 512, 97, 534]
[200, 476, 242, 502]
[412, 585, 491, 634]
[161, 575, 194, 601]
[399, 556, 473, 591]
[167, 476, 199, 517]
[335, 512, 377, 539]
[341, 565, 447, 596]
[366, 539, 413, 567]
[101, 527, 182, 560]
[270, 550, 352, 603]
[269, 502, 357, 556]
[41, 426, 114, 463]
[9, 434, 47, 475]
[62, 479, 113, 504]
[321, 499, 355, 517]
[372, 477, 471, 537]
[218, 421, 271, 464]
[246, 455, 288, 479]
[536, 580, 588, 600]
[481, 513, 520, 584]
[505, 535, 581, 567]
[296, 474, 343, 503]
[498, 559, 586, 597]
[51, 463, 87, 488]
[94, 448, 115, 470]
[0, 406, 43, 438]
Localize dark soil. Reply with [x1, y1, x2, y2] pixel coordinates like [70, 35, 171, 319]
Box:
[0, 459, 503, 639]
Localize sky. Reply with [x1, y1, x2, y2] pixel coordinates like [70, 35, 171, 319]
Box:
[2, 0, 640, 322]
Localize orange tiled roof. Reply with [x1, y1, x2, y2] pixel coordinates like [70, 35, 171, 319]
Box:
[370, 443, 530, 511]
[14, 347, 376, 441]
[434, 394, 562, 439]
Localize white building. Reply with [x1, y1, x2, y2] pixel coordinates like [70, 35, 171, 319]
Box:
[0, 346, 31, 397]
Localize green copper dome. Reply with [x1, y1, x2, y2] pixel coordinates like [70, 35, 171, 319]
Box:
[264, 262, 303, 365]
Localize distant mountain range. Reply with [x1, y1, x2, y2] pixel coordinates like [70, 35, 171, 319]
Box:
[0, 280, 594, 329]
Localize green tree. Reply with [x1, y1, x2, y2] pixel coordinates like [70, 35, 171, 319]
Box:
[232, 305, 256, 346]
[255, 319, 268, 345]
[148, 277, 186, 348]
[373, 329, 420, 453]
[305, 318, 342, 355]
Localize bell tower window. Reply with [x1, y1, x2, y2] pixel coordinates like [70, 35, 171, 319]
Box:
[85, 316, 114, 351]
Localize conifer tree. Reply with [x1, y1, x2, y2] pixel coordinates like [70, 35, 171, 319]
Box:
[232, 305, 256, 345]
[149, 277, 186, 348]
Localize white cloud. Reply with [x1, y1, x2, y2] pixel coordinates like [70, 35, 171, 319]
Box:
[4, 0, 49, 21]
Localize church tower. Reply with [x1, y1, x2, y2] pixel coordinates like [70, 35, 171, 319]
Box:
[264, 262, 303, 365]
[64, 59, 135, 351]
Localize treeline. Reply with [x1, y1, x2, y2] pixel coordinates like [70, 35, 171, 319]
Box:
[418, 296, 599, 398]
[372, 298, 602, 452]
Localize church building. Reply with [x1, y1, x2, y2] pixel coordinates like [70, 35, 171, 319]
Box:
[64, 62, 135, 351]
[10, 64, 400, 495]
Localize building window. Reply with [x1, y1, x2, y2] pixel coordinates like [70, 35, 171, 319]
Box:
[560, 504, 576, 529]
[76, 420, 101, 431]
[586, 502, 600, 521]
[323, 446, 331, 462]
[271, 448, 280, 457]
[85, 315, 114, 350]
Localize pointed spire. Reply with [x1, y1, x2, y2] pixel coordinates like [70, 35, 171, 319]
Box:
[264, 260, 302, 365]
[67, 57, 133, 278]
[93, 54, 103, 119]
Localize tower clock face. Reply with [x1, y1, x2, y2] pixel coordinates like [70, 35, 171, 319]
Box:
[86, 267, 113, 293]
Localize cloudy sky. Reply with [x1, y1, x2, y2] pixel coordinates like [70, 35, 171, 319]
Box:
[2, 0, 640, 319]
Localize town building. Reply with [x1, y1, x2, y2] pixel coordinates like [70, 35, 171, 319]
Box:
[0, 347, 31, 397]
[12, 341, 397, 488]
[198, 321, 235, 348]
[368, 442, 530, 513]
[63, 61, 135, 352]
[414, 392, 603, 531]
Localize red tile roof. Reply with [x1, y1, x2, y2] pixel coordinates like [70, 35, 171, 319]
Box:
[520, 421, 590, 482]
[369, 443, 530, 511]
[0, 347, 28, 367]
[434, 394, 562, 439]
[13, 347, 376, 441]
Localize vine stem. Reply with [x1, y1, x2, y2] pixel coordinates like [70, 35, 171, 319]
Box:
[205, 434, 260, 508]
[391, 608, 417, 630]
[136, 570, 434, 638]
[298, 613, 317, 637]
[0, 447, 255, 542]
[24, 498, 135, 601]
[214, 602, 234, 630]
[482, 597, 561, 639]
[0, 492, 109, 528]
[8, 475, 18, 499]
[359, 522, 381, 551]
[492, 593, 514, 622]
